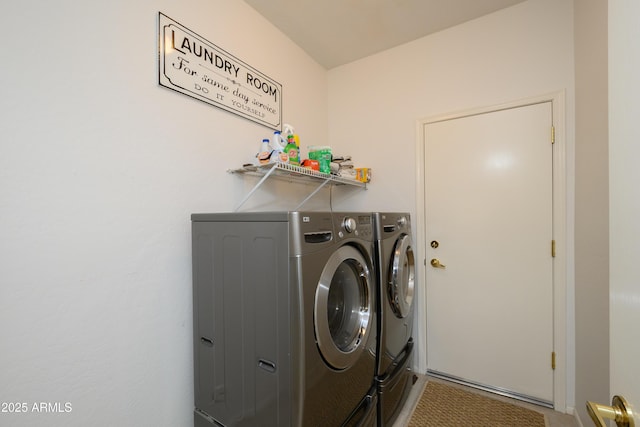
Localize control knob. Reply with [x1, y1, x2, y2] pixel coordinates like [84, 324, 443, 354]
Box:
[343, 217, 357, 233]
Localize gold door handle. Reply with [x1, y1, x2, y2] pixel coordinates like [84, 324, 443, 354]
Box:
[430, 259, 446, 269]
[587, 395, 634, 427]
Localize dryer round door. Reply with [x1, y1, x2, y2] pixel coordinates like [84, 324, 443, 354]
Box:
[388, 234, 415, 318]
[314, 245, 373, 370]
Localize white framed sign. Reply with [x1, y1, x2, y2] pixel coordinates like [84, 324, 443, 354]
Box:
[158, 12, 282, 130]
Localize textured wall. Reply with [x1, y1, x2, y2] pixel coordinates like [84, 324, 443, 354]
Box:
[0, 1, 327, 426]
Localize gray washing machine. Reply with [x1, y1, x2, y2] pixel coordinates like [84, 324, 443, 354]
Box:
[372, 213, 415, 426]
[191, 211, 377, 427]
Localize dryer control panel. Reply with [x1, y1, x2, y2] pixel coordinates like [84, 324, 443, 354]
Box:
[343, 217, 357, 233]
[337, 214, 373, 239]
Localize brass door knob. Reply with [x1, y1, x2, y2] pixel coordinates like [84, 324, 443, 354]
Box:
[587, 395, 634, 427]
[430, 258, 446, 269]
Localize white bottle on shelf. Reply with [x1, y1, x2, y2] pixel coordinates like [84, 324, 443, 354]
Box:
[270, 131, 288, 163]
[255, 139, 272, 165]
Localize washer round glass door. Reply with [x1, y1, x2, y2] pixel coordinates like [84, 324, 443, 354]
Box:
[314, 245, 373, 370]
[388, 234, 415, 318]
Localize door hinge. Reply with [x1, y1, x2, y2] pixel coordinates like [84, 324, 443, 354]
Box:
[551, 351, 556, 370]
[551, 126, 555, 144]
[551, 240, 556, 258]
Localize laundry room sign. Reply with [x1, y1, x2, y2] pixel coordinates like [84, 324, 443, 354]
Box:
[158, 12, 282, 130]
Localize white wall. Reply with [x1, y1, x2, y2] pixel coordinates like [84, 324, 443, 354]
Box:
[327, 0, 576, 410]
[574, 0, 609, 424]
[0, 1, 327, 426]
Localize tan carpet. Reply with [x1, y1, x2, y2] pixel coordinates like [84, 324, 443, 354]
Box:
[408, 381, 546, 427]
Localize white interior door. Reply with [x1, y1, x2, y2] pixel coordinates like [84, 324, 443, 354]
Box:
[424, 102, 554, 404]
[603, 1, 640, 424]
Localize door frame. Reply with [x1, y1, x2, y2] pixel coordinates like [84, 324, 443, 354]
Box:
[414, 92, 568, 411]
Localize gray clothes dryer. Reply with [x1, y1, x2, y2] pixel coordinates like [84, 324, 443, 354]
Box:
[191, 211, 377, 427]
[372, 212, 415, 427]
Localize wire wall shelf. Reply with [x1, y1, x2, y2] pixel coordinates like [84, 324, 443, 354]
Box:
[228, 163, 367, 211]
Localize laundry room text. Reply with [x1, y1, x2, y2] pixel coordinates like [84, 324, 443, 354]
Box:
[158, 12, 282, 131]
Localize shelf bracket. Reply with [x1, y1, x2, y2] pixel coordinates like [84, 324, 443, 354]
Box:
[229, 163, 366, 212]
[294, 178, 331, 210]
[233, 163, 279, 211]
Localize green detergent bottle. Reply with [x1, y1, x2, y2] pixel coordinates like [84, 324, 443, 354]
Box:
[284, 134, 300, 165]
